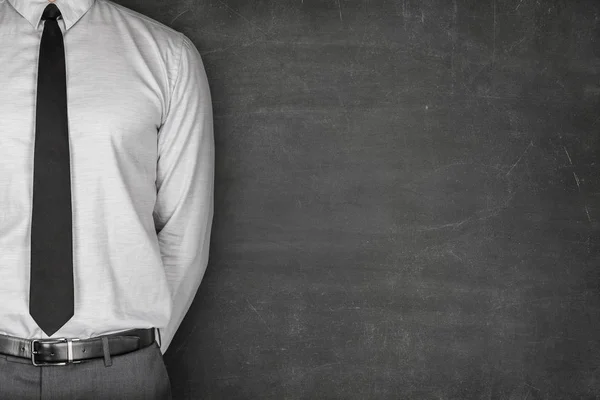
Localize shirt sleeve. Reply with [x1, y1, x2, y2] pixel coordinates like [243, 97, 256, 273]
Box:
[153, 33, 214, 354]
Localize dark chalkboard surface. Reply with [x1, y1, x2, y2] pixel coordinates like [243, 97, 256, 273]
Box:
[125, 0, 599, 398]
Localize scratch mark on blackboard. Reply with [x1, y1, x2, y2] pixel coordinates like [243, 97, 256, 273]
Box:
[246, 298, 272, 332]
[448, 250, 463, 262]
[505, 140, 533, 177]
[203, 43, 238, 55]
[217, 0, 269, 37]
[573, 172, 581, 191]
[170, 9, 189, 25]
[563, 146, 572, 164]
[563, 144, 593, 223]
[585, 206, 592, 222]
[525, 382, 540, 392]
[506, 35, 527, 53]
[336, 0, 343, 21]
[418, 219, 468, 231]
[515, 0, 524, 11]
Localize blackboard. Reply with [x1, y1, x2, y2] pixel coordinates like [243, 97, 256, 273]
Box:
[124, 0, 600, 398]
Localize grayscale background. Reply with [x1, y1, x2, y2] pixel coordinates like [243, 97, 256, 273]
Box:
[124, 0, 600, 398]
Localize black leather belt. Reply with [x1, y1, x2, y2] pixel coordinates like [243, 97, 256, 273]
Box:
[0, 328, 155, 366]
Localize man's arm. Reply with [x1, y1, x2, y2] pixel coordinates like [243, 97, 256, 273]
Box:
[153, 33, 214, 354]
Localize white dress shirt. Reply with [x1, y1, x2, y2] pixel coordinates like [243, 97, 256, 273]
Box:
[0, 0, 214, 354]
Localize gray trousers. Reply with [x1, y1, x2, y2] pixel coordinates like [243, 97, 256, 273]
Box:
[0, 340, 172, 399]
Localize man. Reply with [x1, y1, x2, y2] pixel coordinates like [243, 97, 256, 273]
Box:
[0, 0, 214, 398]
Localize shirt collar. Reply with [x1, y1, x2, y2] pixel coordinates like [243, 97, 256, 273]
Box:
[8, 0, 95, 31]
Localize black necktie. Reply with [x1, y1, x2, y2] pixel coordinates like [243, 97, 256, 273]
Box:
[29, 3, 74, 337]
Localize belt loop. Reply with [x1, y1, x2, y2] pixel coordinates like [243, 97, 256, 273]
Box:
[155, 328, 161, 348]
[101, 336, 112, 367]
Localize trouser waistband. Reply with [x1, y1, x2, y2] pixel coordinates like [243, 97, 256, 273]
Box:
[0, 327, 156, 366]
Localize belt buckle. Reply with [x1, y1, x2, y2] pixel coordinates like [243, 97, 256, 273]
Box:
[31, 337, 80, 366]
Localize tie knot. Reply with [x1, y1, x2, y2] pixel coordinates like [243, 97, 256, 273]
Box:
[41, 3, 62, 21]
